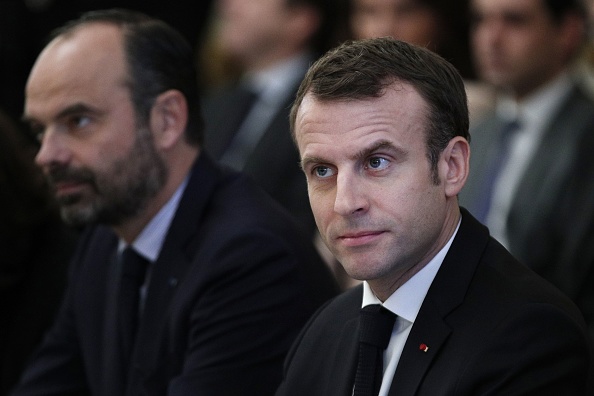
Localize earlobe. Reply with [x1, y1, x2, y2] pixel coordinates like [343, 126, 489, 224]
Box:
[443, 137, 470, 197]
[149, 89, 188, 150]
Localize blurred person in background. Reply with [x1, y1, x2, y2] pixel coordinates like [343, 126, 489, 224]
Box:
[348, 0, 496, 126]
[201, 0, 349, 236]
[199, 0, 351, 288]
[460, 0, 594, 339]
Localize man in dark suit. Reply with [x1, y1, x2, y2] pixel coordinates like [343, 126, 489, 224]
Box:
[460, 0, 594, 338]
[11, 9, 339, 396]
[275, 37, 593, 396]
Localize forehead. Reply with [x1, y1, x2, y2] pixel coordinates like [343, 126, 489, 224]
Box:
[25, 23, 128, 113]
[295, 83, 429, 152]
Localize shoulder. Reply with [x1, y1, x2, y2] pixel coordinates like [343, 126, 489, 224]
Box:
[291, 286, 362, 342]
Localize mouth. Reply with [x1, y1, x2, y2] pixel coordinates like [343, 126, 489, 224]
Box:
[53, 181, 88, 198]
[337, 230, 385, 247]
[46, 166, 95, 200]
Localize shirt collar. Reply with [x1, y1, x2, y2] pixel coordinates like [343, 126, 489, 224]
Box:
[242, 51, 314, 105]
[496, 72, 573, 128]
[362, 219, 461, 323]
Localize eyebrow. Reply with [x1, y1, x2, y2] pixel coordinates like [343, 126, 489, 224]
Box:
[56, 102, 101, 119]
[300, 155, 325, 171]
[22, 102, 101, 125]
[352, 140, 403, 162]
[300, 139, 405, 170]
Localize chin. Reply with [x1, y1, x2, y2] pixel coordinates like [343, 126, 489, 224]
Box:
[60, 203, 97, 227]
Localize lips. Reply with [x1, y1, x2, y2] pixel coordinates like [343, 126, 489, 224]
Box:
[45, 166, 95, 202]
[337, 230, 385, 247]
[53, 180, 87, 197]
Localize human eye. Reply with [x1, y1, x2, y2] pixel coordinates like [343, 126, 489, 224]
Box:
[313, 165, 336, 179]
[366, 156, 389, 171]
[69, 115, 92, 130]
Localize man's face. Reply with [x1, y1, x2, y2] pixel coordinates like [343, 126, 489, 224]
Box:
[295, 84, 454, 293]
[350, 0, 440, 48]
[24, 24, 167, 227]
[471, 0, 573, 98]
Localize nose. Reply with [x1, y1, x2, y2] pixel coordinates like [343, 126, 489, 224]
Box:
[334, 171, 368, 216]
[35, 129, 71, 169]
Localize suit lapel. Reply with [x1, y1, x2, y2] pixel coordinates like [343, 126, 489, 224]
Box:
[82, 229, 122, 395]
[507, 86, 593, 255]
[388, 302, 451, 396]
[389, 210, 489, 395]
[130, 154, 221, 379]
[327, 315, 360, 396]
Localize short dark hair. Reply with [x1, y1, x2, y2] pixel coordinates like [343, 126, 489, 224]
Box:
[50, 8, 204, 146]
[291, 37, 469, 182]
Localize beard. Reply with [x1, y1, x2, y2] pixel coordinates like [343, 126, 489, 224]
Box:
[46, 126, 168, 227]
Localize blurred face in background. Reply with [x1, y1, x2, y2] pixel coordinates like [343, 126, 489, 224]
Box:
[471, 0, 584, 99]
[217, 0, 318, 69]
[350, 0, 441, 49]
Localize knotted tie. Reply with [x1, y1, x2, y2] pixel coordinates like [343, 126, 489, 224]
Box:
[474, 119, 521, 223]
[118, 247, 149, 363]
[353, 304, 397, 396]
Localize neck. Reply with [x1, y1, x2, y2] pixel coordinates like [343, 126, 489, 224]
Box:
[114, 146, 199, 243]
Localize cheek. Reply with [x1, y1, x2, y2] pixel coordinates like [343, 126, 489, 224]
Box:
[471, 29, 489, 56]
[390, 176, 439, 212]
[308, 187, 333, 225]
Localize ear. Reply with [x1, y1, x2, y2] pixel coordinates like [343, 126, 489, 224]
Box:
[440, 136, 470, 197]
[149, 89, 188, 150]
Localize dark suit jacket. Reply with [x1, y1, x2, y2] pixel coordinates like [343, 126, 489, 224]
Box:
[11, 153, 339, 396]
[202, 79, 315, 235]
[459, 84, 594, 339]
[276, 209, 594, 396]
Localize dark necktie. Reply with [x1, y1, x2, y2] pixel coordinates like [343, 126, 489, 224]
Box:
[353, 304, 397, 396]
[474, 119, 521, 223]
[118, 247, 149, 363]
[102, 246, 149, 395]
